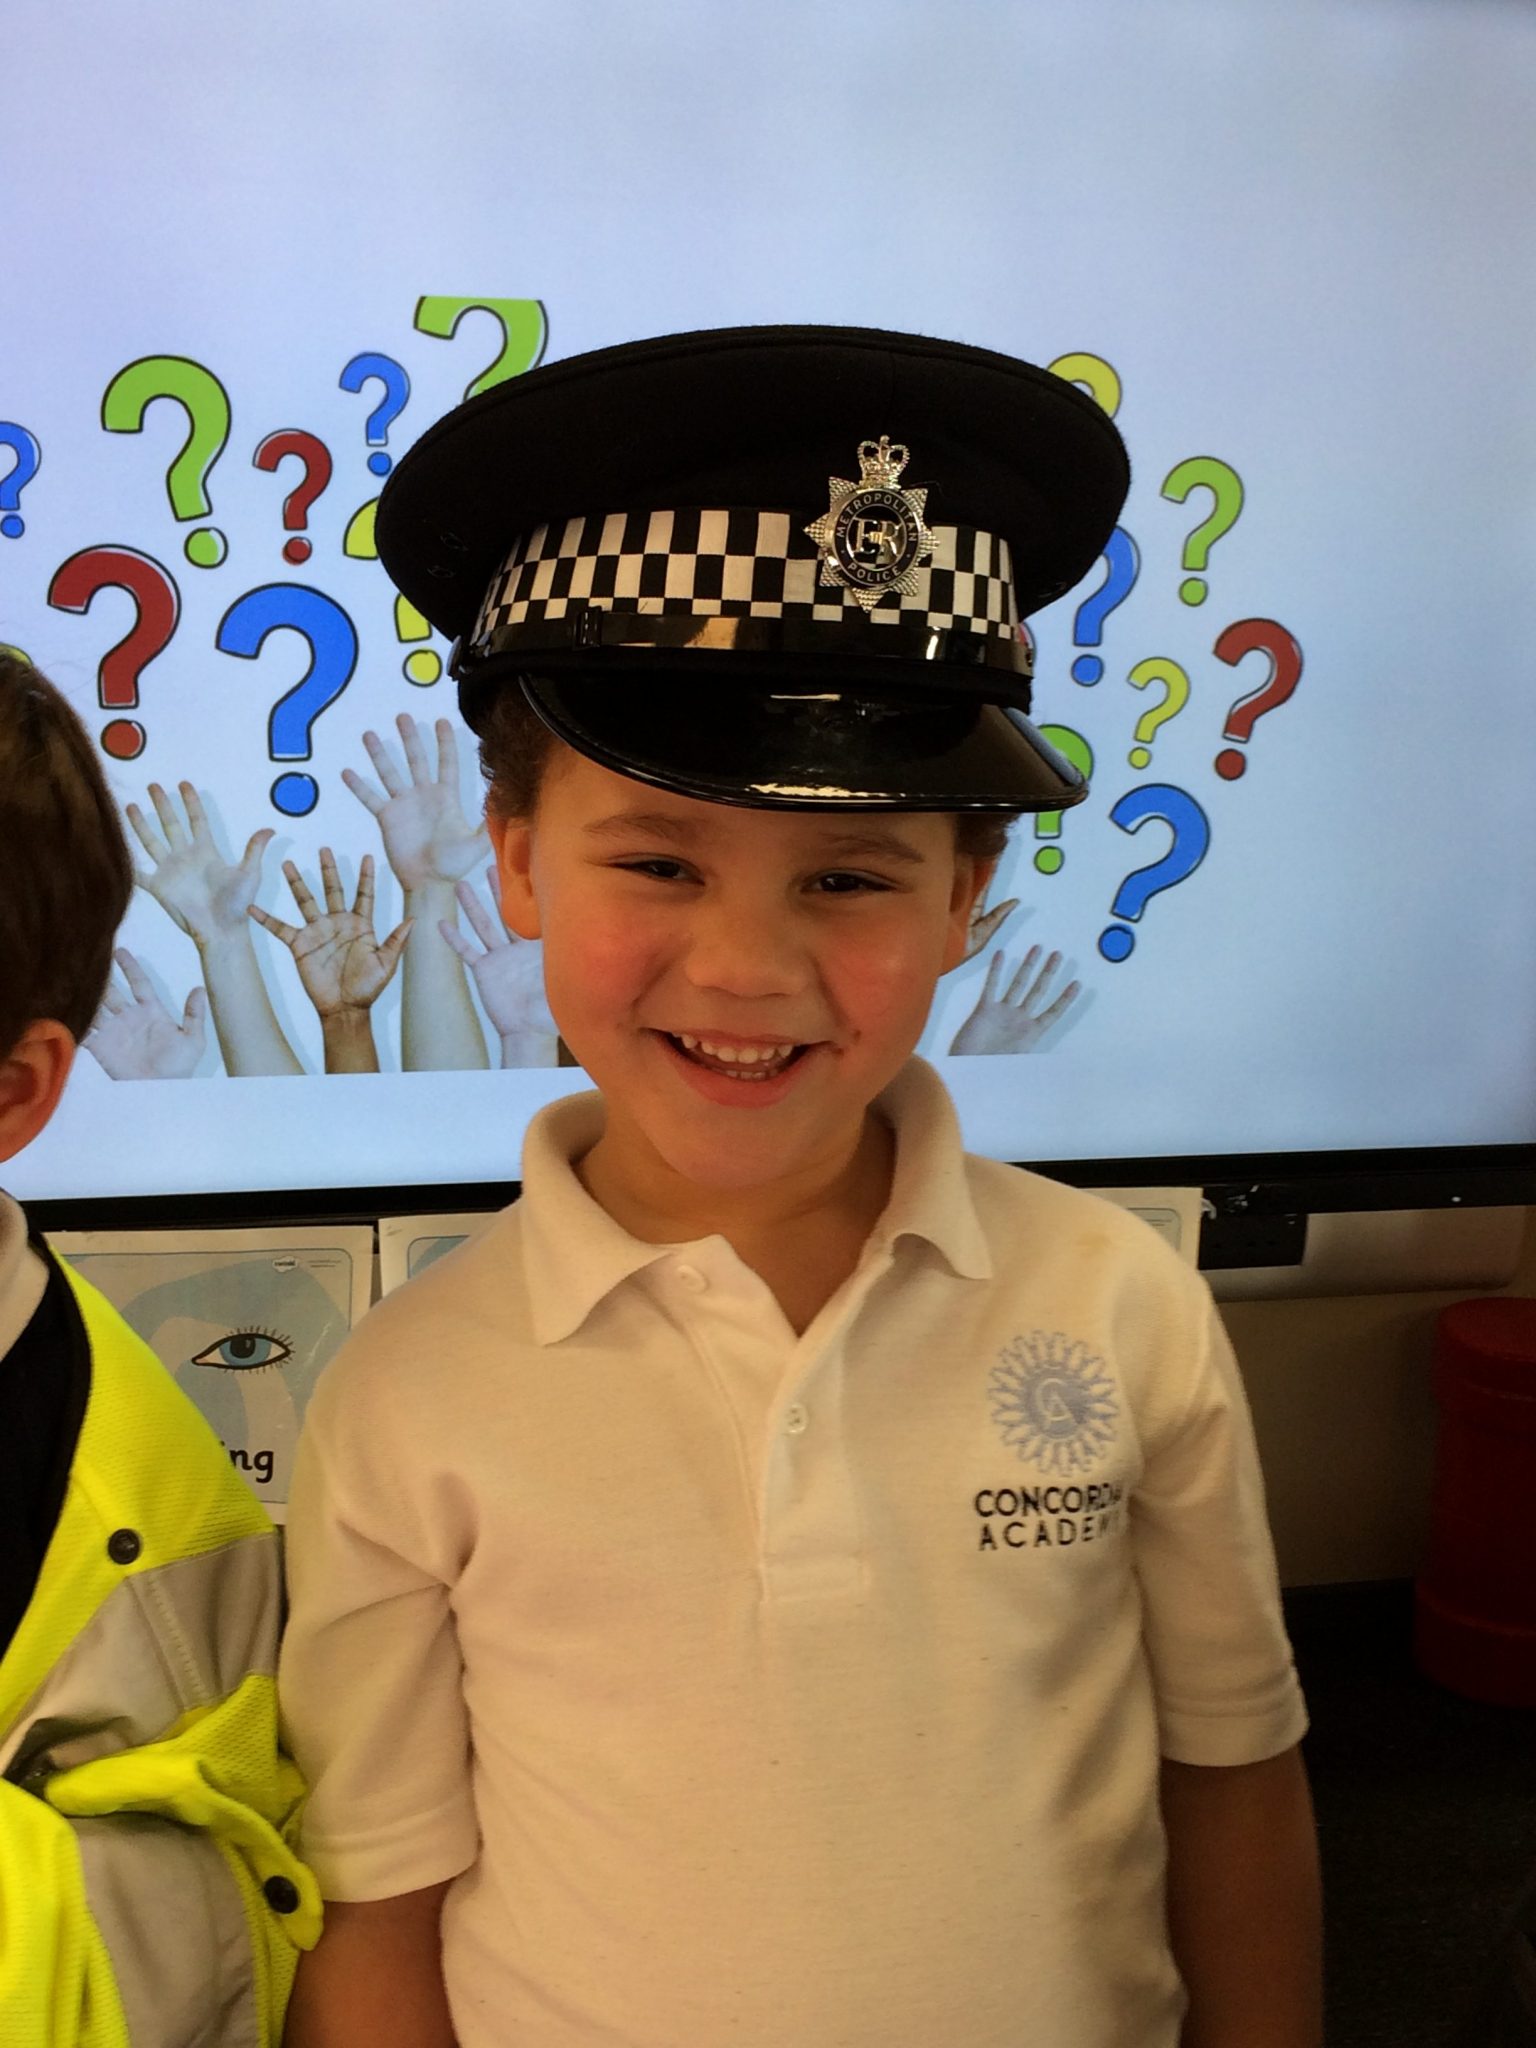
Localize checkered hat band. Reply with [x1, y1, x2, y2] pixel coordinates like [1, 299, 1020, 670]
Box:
[468, 509, 1019, 645]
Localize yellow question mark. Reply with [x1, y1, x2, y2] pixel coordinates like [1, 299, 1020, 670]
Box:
[1047, 352, 1122, 418]
[343, 498, 378, 559]
[1126, 658, 1190, 768]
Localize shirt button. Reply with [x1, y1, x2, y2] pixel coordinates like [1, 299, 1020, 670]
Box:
[785, 1403, 809, 1434]
[675, 1264, 707, 1292]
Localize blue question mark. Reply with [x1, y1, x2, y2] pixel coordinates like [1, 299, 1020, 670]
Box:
[339, 354, 411, 476]
[0, 424, 42, 538]
[1071, 526, 1139, 684]
[1099, 783, 1210, 962]
[215, 585, 358, 816]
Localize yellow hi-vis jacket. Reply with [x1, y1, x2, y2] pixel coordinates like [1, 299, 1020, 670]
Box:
[0, 1256, 322, 2045]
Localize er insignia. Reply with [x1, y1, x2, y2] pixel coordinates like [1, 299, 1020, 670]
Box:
[805, 435, 936, 612]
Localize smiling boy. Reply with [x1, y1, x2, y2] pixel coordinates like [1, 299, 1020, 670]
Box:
[278, 326, 1321, 2048]
[498, 758, 988, 1330]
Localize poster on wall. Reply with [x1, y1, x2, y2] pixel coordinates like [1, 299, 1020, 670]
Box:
[50, 1227, 374, 1517]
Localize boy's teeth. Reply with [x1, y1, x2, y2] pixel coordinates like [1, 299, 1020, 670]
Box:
[681, 1035, 782, 1063]
[674, 1033, 799, 1077]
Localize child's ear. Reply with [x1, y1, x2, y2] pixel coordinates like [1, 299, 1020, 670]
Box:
[0, 1020, 76, 1164]
[941, 854, 998, 975]
[485, 811, 542, 941]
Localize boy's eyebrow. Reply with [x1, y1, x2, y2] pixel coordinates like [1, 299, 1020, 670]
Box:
[583, 811, 930, 864]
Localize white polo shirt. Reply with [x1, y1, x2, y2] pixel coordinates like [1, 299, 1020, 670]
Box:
[279, 1059, 1306, 2048]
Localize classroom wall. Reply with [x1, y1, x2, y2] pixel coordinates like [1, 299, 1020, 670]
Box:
[1224, 1207, 1536, 1588]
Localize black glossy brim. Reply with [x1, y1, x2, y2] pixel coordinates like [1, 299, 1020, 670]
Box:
[518, 675, 1087, 812]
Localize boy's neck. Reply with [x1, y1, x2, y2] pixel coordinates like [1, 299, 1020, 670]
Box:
[575, 1109, 896, 1268]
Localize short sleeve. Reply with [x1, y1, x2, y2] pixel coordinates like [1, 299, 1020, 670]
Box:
[278, 1398, 479, 1900]
[1131, 1301, 1309, 1766]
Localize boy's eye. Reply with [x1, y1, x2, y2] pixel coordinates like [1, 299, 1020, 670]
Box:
[813, 871, 889, 895]
[615, 857, 692, 881]
[190, 1331, 293, 1372]
[611, 861, 889, 893]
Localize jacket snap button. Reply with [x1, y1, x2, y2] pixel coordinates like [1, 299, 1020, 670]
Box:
[106, 1529, 141, 1565]
[263, 1875, 300, 1914]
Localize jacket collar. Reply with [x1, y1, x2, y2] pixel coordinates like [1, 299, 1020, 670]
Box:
[0, 1191, 48, 1362]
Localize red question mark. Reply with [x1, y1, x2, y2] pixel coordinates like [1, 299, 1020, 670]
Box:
[1213, 618, 1303, 780]
[47, 545, 182, 760]
[253, 430, 334, 564]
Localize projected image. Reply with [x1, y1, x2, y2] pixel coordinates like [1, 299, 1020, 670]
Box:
[11, 319, 1304, 1086]
[9, 0, 1532, 1204]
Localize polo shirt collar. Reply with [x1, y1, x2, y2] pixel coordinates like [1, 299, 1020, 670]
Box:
[868, 1058, 993, 1283]
[518, 1055, 991, 1345]
[519, 1091, 680, 1345]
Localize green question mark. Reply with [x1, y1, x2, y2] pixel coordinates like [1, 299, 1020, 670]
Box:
[1033, 725, 1095, 874]
[1161, 456, 1244, 606]
[101, 356, 231, 568]
[1126, 657, 1190, 768]
[413, 298, 548, 398]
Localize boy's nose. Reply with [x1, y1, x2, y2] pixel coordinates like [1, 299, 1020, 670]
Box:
[682, 897, 811, 1001]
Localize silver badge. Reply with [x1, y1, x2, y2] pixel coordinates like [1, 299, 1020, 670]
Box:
[805, 435, 936, 612]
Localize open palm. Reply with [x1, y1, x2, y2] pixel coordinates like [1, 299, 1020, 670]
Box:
[250, 851, 410, 1016]
[85, 949, 208, 1079]
[343, 714, 487, 890]
[126, 781, 273, 946]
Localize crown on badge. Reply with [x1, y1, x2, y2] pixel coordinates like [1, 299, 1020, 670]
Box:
[805, 434, 935, 611]
[857, 436, 910, 486]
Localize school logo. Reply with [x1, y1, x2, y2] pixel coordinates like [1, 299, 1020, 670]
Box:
[988, 1330, 1120, 1475]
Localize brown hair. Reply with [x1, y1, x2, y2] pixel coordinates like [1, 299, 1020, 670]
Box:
[477, 681, 1019, 861]
[0, 653, 134, 1056]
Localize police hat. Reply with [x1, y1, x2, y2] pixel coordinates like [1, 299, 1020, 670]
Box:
[375, 324, 1128, 812]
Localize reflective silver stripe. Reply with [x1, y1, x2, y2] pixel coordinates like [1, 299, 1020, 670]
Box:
[1, 1530, 281, 1783]
[74, 1812, 261, 2048]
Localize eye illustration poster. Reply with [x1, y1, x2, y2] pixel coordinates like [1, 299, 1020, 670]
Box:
[50, 1226, 373, 1516]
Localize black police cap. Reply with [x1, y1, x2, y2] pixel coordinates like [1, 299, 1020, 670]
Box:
[375, 324, 1129, 812]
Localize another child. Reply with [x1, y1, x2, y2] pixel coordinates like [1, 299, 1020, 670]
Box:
[0, 653, 320, 2043]
[279, 326, 1322, 2048]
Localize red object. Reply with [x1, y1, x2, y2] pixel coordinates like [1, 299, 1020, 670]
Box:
[1414, 1296, 1536, 1706]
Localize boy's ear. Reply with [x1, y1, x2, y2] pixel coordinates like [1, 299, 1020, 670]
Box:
[485, 811, 543, 941]
[0, 1020, 76, 1164]
[941, 854, 998, 975]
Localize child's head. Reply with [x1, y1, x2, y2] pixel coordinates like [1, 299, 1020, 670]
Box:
[484, 721, 1000, 1198]
[0, 652, 132, 1159]
[377, 325, 1128, 1198]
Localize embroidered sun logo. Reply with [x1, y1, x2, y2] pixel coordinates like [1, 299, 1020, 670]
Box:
[989, 1331, 1120, 1475]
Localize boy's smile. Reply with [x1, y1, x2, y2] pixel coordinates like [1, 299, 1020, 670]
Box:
[488, 743, 994, 1239]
